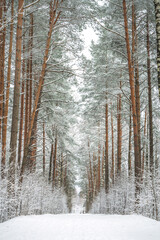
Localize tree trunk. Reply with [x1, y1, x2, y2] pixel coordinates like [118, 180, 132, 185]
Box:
[49, 143, 54, 183]
[0, 0, 6, 141]
[128, 102, 132, 175]
[53, 134, 57, 187]
[60, 153, 64, 187]
[97, 126, 101, 192]
[1, 0, 14, 178]
[0, 2, 3, 140]
[8, 0, 24, 197]
[123, 0, 141, 200]
[105, 102, 109, 193]
[43, 122, 45, 176]
[133, 3, 141, 173]
[24, 63, 29, 154]
[147, 15, 154, 173]
[29, 111, 37, 171]
[29, 75, 38, 171]
[142, 109, 147, 179]
[101, 145, 105, 187]
[29, 13, 33, 122]
[87, 166, 91, 207]
[93, 152, 96, 196]
[117, 84, 122, 175]
[154, 0, 160, 97]
[18, 19, 25, 168]
[88, 140, 93, 199]
[18, 68, 25, 168]
[132, 0, 141, 175]
[111, 106, 114, 183]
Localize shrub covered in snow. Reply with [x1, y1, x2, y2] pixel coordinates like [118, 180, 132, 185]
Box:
[0, 173, 68, 223]
[90, 173, 160, 221]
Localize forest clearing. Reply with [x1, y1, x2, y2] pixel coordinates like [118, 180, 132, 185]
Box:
[0, 0, 160, 239]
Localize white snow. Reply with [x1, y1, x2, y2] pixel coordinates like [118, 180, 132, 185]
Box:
[0, 214, 160, 240]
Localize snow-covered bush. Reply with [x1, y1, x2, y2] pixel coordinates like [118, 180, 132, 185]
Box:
[0, 173, 68, 223]
[90, 173, 160, 221]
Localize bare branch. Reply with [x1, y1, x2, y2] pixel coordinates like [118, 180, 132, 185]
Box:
[24, 0, 40, 9]
[90, 15, 125, 40]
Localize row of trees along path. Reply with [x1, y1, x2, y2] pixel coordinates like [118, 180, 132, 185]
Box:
[0, 0, 160, 222]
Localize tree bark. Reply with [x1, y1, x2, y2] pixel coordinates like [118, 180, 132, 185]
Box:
[128, 102, 132, 175]
[8, 0, 24, 196]
[0, 0, 6, 141]
[133, 2, 141, 173]
[101, 144, 105, 187]
[88, 140, 93, 199]
[111, 106, 114, 183]
[154, 0, 160, 97]
[43, 122, 45, 176]
[123, 0, 141, 199]
[93, 152, 96, 196]
[29, 75, 38, 171]
[53, 134, 57, 187]
[29, 13, 33, 122]
[49, 143, 54, 183]
[147, 15, 154, 173]
[29, 110, 37, 171]
[97, 125, 101, 192]
[18, 19, 26, 168]
[142, 109, 147, 179]
[105, 102, 109, 193]
[1, 0, 14, 178]
[23, 44, 29, 153]
[60, 153, 64, 187]
[117, 83, 122, 175]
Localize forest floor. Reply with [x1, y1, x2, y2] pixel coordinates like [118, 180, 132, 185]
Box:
[0, 214, 160, 240]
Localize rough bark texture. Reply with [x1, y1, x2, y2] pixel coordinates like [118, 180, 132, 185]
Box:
[29, 76, 38, 171]
[88, 140, 93, 199]
[8, 0, 24, 195]
[29, 13, 33, 122]
[23, 52, 29, 152]
[105, 102, 109, 193]
[101, 145, 105, 179]
[0, 2, 3, 139]
[128, 103, 132, 175]
[1, 0, 13, 178]
[18, 28, 25, 167]
[43, 122, 45, 176]
[49, 143, 54, 183]
[53, 135, 57, 187]
[133, 4, 141, 173]
[60, 153, 63, 187]
[29, 110, 37, 171]
[132, 0, 141, 175]
[111, 108, 114, 183]
[93, 152, 96, 196]
[123, 0, 141, 199]
[0, 0, 5, 141]
[147, 15, 154, 173]
[142, 109, 147, 179]
[18, 74, 25, 167]
[117, 85, 122, 175]
[154, 0, 160, 97]
[97, 127, 101, 192]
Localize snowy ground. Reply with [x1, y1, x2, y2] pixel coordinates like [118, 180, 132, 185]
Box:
[0, 214, 160, 240]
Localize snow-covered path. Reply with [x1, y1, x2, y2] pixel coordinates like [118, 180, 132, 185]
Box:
[0, 214, 160, 240]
